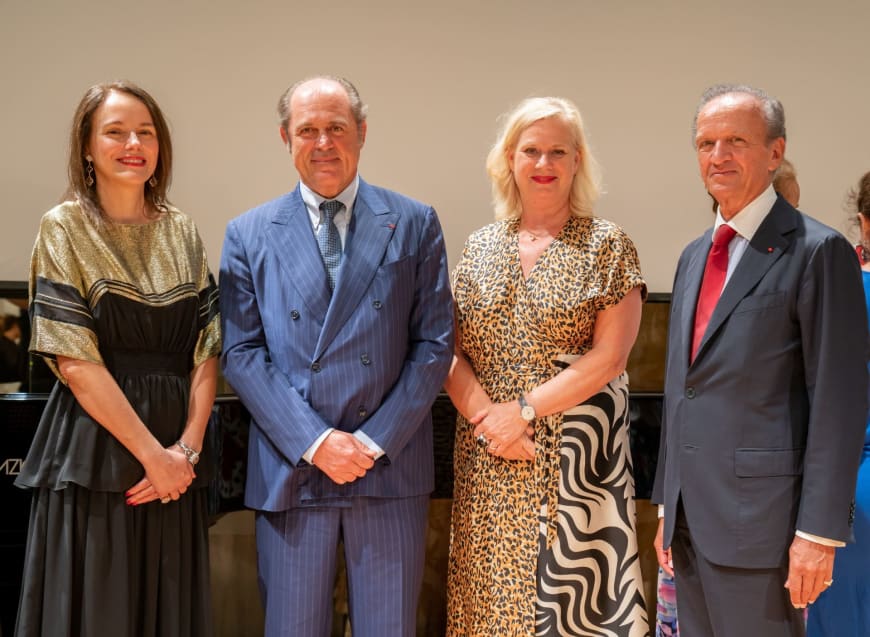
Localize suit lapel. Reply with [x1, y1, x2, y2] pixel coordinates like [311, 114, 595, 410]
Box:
[694, 199, 795, 362]
[315, 180, 398, 358]
[265, 187, 332, 318]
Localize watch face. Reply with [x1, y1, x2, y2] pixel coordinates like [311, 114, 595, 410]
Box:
[521, 405, 536, 421]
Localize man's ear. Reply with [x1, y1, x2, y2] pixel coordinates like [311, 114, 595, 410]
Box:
[358, 120, 367, 148]
[768, 137, 785, 172]
[279, 126, 291, 151]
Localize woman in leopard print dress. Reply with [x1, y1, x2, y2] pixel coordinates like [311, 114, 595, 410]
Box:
[445, 97, 649, 637]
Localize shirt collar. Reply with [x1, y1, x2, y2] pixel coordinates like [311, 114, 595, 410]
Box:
[713, 185, 777, 242]
[300, 174, 360, 219]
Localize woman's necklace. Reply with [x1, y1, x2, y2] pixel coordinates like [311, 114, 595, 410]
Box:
[520, 213, 569, 244]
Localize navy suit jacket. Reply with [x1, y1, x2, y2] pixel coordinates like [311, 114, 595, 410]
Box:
[219, 178, 454, 511]
[651, 196, 869, 568]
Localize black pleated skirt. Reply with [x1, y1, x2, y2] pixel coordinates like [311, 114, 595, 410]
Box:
[14, 484, 213, 637]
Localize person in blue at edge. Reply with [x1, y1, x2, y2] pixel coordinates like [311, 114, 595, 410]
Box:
[807, 170, 870, 636]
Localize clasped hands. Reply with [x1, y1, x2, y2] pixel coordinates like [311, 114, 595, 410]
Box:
[126, 444, 196, 506]
[312, 430, 377, 485]
[471, 401, 535, 461]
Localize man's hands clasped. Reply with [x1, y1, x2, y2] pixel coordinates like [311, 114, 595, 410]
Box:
[312, 430, 377, 484]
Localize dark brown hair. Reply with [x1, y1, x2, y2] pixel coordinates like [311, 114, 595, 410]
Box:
[66, 81, 173, 220]
[848, 171, 870, 262]
[852, 171, 870, 220]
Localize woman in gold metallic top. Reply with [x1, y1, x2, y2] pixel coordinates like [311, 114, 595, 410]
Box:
[14, 81, 220, 637]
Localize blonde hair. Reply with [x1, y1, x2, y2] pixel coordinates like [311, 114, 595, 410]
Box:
[486, 97, 601, 220]
[773, 157, 797, 185]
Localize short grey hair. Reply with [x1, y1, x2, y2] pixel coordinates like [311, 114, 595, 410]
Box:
[277, 75, 368, 133]
[692, 83, 786, 144]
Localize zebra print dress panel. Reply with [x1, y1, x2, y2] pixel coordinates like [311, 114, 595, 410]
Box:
[536, 367, 648, 636]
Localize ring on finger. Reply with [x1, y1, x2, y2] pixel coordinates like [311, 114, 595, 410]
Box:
[824, 579, 834, 586]
[160, 496, 171, 504]
[476, 434, 488, 445]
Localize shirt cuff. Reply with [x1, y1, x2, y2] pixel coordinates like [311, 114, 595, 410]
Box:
[658, 504, 664, 519]
[302, 428, 334, 464]
[353, 431, 385, 459]
[795, 530, 845, 548]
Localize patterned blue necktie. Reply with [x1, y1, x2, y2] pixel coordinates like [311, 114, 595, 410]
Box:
[317, 200, 343, 290]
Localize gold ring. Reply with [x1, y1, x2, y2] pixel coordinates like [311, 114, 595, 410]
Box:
[160, 497, 171, 504]
[824, 579, 834, 586]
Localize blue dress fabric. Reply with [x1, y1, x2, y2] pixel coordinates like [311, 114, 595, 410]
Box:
[806, 269, 870, 636]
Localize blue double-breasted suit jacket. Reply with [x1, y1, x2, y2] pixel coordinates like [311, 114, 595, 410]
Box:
[219, 178, 454, 512]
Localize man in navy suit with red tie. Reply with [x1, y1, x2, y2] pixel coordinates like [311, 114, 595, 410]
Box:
[219, 76, 453, 636]
[651, 84, 868, 635]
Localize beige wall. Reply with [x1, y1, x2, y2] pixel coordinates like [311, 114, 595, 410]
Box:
[2, 0, 868, 292]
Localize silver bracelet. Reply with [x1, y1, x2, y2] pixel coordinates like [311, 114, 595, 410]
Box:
[175, 439, 200, 466]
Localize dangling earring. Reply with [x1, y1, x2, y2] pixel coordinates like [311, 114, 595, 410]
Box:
[84, 157, 95, 187]
[148, 175, 158, 188]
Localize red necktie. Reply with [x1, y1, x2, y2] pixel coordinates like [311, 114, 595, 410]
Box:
[691, 224, 738, 361]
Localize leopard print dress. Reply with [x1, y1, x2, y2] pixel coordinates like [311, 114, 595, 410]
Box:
[446, 215, 649, 637]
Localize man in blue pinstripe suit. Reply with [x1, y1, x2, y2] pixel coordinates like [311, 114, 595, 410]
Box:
[219, 76, 454, 636]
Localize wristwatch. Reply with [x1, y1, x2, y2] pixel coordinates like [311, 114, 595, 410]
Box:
[175, 439, 200, 466]
[518, 394, 536, 422]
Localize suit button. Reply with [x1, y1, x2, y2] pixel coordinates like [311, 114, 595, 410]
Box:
[685, 387, 696, 399]
[358, 407, 368, 418]
[372, 300, 382, 310]
[290, 310, 300, 320]
[360, 354, 371, 366]
[311, 361, 321, 373]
